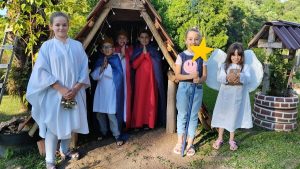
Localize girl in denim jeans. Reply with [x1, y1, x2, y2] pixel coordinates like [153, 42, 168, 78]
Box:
[173, 28, 207, 156]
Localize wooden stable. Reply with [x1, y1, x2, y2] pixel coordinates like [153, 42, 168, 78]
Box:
[75, 0, 211, 136]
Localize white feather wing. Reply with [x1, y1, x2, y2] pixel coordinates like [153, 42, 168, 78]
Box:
[206, 49, 227, 91]
[244, 50, 263, 92]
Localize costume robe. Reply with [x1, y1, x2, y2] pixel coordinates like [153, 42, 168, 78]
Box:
[26, 38, 90, 140]
[115, 46, 133, 129]
[131, 45, 166, 128]
[93, 53, 124, 128]
[211, 63, 253, 132]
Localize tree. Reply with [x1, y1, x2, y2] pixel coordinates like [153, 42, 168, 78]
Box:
[154, 0, 229, 50]
[0, 0, 91, 110]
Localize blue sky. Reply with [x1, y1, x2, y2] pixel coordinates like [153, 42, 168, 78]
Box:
[0, 8, 7, 16]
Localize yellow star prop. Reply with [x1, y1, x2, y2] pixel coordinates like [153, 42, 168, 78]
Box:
[191, 37, 214, 61]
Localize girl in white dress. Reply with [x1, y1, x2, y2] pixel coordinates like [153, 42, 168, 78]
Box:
[211, 42, 252, 151]
[26, 12, 90, 169]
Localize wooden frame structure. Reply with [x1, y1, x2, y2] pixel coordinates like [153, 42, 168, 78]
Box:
[75, 0, 211, 136]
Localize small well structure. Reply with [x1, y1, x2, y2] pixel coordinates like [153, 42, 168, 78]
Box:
[248, 20, 300, 131]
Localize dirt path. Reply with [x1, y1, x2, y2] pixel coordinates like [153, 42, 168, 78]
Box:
[59, 128, 217, 169]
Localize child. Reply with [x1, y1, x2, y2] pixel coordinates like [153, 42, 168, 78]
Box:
[131, 30, 166, 129]
[115, 30, 133, 129]
[173, 27, 207, 156]
[26, 12, 90, 169]
[211, 42, 252, 151]
[91, 37, 125, 146]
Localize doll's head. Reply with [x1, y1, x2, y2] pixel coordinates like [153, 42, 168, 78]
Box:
[101, 37, 114, 57]
[117, 30, 129, 47]
[225, 42, 244, 70]
[185, 27, 202, 51]
[49, 12, 70, 39]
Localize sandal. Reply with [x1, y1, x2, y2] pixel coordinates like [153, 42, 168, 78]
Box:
[212, 139, 223, 150]
[116, 138, 124, 146]
[173, 143, 182, 155]
[186, 145, 196, 156]
[46, 163, 56, 169]
[60, 150, 80, 160]
[229, 140, 238, 151]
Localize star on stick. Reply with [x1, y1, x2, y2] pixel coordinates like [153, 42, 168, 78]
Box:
[191, 37, 213, 61]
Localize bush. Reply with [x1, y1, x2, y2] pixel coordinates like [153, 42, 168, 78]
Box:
[267, 50, 293, 97]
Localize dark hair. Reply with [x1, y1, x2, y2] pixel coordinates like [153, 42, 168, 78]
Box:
[185, 27, 202, 40]
[49, 12, 69, 38]
[225, 42, 244, 71]
[138, 29, 151, 37]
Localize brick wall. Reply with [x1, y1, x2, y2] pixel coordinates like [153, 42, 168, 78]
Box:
[252, 92, 299, 131]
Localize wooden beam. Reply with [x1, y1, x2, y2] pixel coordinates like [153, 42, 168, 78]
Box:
[141, 11, 175, 71]
[166, 71, 177, 133]
[83, 7, 111, 49]
[266, 26, 275, 56]
[110, 0, 144, 10]
[258, 39, 282, 48]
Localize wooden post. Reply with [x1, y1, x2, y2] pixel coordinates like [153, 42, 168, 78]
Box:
[166, 71, 177, 133]
[83, 7, 110, 49]
[141, 11, 176, 71]
[262, 26, 275, 94]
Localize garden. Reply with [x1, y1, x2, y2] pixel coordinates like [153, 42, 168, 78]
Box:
[0, 0, 300, 169]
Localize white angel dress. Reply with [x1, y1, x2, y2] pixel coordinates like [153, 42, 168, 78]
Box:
[26, 38, 90, 140]
[207, 49, 263, 132]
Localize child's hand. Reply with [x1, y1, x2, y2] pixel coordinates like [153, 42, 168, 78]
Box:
[121, 45, 126, 57]
[193, 77, 200, 83]
[227, 72, 235, 83]
[190, 71, 199, 79]
[100, 57, 108, 73]
[143, 45, 147, 54]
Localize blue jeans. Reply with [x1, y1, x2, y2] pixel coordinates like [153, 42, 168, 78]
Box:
[176, 82, 203, 139]
[45, 129, 70, 164]
[96, 113, 120, 139]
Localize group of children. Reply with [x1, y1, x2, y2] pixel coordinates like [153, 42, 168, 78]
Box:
[91, 29, 166, 146]
[26, 11, 255, 168]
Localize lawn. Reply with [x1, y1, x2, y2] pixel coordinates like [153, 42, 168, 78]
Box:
[0, 88, 300, 169]
[0, 95, 29, 122]
[192, 85, 300, 169]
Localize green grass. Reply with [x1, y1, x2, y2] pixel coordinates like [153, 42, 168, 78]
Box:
[0, 148, 45, 169]
[192, 85, 300, 169]
[1, 89, 300, 169]
[0, 95, 28, 122]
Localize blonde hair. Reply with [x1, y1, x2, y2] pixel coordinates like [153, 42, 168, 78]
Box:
[185, 27, 202, 40]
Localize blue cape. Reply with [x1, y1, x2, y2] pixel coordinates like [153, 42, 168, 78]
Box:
[131, 44, 166, 126]
[94, 53, 125, 128]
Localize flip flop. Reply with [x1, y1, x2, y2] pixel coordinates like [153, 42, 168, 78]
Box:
[212, 139, 223, 150]
[186, 145, 196, 156]
[229, 140, 238, 151]
[173, 143, 182, 155]
[60, 150, 80, 160]
[46, 163, 56, 169]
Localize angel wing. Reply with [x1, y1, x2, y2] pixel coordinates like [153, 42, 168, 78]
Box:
[244, 50, 263, 92]
[206, 49, 263, 92]
[205, 49, 227, 91]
